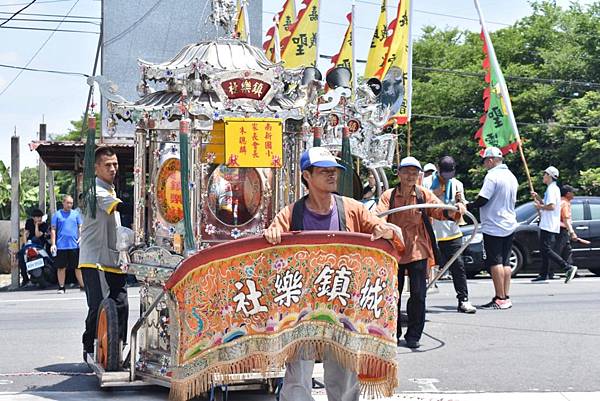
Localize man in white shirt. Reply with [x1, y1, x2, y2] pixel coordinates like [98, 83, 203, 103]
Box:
[469, 147, 518, 310]
[530, 166, 577, 283]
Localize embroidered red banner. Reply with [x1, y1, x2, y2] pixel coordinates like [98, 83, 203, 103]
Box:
[166, 231, 400, 401]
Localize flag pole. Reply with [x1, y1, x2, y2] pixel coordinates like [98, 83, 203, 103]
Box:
[273, 14, 282, 62]
[474, 0, 534, 193]
[243, 0, 251, 45]
[405, 0, 414, 156]
[406, 0, 414, 122]
[351, 0, 357, 96]
[315, 0, 321, 68]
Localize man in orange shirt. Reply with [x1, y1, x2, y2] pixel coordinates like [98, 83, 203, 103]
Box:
[556, 185, 578, 283]
[264, 146, 404, 401]
[375, 157, 466, 349]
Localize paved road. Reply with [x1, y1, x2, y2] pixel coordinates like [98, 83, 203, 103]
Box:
[1, 272, 599, 400]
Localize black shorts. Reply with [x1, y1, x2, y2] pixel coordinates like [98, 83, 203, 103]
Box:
[483, 233, 514, 268]
[55, 249, 80, 270]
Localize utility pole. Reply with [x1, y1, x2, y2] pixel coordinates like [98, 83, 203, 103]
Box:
[47, 169, 56, 215]
[38, 123, 47, 214]
[10, 134, 20, 290]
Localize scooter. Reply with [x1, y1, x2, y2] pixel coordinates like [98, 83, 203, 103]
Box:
[22, 241, 56, 289]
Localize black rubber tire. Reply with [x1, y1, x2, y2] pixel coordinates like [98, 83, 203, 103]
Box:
[510, 245, 524, 277]
[96, 298, 121, 371]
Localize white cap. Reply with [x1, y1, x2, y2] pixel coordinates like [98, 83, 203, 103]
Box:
[399, 156, 422, 170]
[423, 163, 437, 173]
[300, 147, 346, 171]
[544, 166, 559, 180]
[482, 146, 503, 159]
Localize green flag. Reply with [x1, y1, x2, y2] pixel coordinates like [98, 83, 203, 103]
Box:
[475, 31, 518, 154]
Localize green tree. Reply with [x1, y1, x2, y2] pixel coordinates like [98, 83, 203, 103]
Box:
[406, 0, 600, 202]
[51, 112, 101, 141]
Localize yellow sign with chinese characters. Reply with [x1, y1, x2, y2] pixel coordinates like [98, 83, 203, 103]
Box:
[224, 118, 283, 168]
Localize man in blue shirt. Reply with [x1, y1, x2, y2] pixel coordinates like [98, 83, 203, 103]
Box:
[51, 195, 84, 293]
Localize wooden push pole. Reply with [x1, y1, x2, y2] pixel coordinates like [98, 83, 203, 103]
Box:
[516, 139, 535, 194]
[10, 135, 20, 290]
[406, 120, 412, 156]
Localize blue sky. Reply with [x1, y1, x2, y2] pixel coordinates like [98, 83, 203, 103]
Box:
[0, 0, 594, 169]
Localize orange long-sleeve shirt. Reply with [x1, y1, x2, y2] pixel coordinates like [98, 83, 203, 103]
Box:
[268, 195, 405, 254]
[375, 185, 455, 265]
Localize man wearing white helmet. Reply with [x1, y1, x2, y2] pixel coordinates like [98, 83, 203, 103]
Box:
[531, 166, 578, 283]
[375, 156, 466, 349]
[470, 147, 518, 310]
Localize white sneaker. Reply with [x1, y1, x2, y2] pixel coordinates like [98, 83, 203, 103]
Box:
[564, 265, 578, 284]
[458, 301, 477, 314]
[499, 298, 513, 309]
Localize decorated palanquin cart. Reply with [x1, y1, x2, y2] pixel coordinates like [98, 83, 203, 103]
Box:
[87, 18, 406, 401]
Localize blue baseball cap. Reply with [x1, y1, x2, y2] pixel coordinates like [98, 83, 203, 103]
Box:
[300, 147, 346, 171]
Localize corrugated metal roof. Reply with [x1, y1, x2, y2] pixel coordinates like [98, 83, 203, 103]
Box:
[29, 140, 134, 172]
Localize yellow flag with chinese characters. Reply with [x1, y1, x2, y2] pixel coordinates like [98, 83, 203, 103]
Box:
[329, 12, 353, 75]
[280, 0, 319, 68]
[378, 0, 412, 124]
[263, 0, 297, 61]
[364, 0, 388, 79]
[234, 1, 248, 42]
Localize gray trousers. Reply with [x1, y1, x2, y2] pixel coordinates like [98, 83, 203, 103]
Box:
[280, 354, 360, 401]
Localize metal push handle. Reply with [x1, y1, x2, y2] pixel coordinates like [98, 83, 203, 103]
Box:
[377, 203, 479, 291]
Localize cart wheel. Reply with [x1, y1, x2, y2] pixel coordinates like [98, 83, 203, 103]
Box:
[96, 298, 121, 371]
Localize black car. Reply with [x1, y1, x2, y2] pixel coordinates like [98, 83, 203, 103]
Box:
[461, 196, 600, 278]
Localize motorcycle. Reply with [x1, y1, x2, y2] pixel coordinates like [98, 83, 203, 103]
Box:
[22, 241, 56, 288]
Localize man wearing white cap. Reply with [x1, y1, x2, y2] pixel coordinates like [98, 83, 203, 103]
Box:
[531, 166, 578, 283]
[422, 163, 437, 179]
[264, 146, 405, 401]
[375, 156, 466, 349]
[470, 147, 518, 309]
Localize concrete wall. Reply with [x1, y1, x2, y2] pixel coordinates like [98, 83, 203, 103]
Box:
[101, 0, 263, 137]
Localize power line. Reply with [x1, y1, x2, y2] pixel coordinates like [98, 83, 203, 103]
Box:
[0, 11, 99, 19]
[354, 0, 512, 26]
[0, 62, 89, 77]
[264, 10, 379, 32]
[0, 17, 100, 25]
[412, 65, 600, 89]
[317, 54, 600, 90]
[0, 0, 70, 7]
[412, 113, 600, 130]
[0, 25, 98, 33]
[104, 0, 163, 46]
[0, 0, 36, 28]
[0, 0, 81, 97]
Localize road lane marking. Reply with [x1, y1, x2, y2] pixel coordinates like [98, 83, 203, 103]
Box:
[0, 295, 139, 304]
[408, 378, 440, 392]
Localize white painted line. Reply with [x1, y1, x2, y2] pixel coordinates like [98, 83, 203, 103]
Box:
[311, 392, 600, 401]
[408, 378, 439, 392]
[0, 295, 139, 304]
[1, 391, 600, 401]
